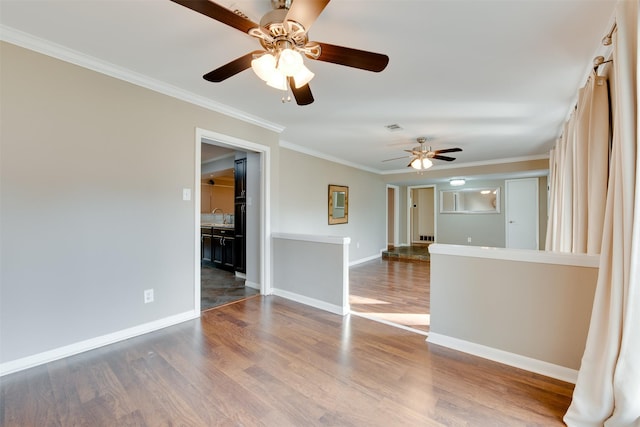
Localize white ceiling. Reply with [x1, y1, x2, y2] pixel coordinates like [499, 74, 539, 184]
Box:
[0, 0, 617, 175]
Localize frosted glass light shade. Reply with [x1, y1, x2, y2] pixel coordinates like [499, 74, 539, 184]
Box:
[411, 157, 433, 170]
[266, 69, 287, 91]
[251, 54, 277, 82]
[291, 64, 315, 88]
[449, 178, 466, 186]
[277, 48, 303, 76]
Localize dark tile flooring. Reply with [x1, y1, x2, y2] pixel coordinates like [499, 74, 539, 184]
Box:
[201, 263, 260, 312]
[381, 244, 431, 261]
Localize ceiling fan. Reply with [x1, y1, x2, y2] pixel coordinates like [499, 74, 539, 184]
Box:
[383, 137, 463, 170]
[170, 0, 389, 105]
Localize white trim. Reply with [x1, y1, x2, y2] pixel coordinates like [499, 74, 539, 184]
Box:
[195, 138, 202, 313]
[386, 184, 400, 247]
[279, 140, 379, 174]
[0, 25, 284, 134]
[380, 154, 550, 176]
[428, 243, 600, 267]
[195, 128, 272, 296]
[426, 332, 578, 384]
[272, 232, 350, 245]
[505, 177, 539, 249]
[0, 311, 198, 376]
[245, 280, 260, 290]
[351, 312, 429, 337]
[342, 237, 350, 317]
[349, 251, 383, 266]
[272, 289, 349, 316]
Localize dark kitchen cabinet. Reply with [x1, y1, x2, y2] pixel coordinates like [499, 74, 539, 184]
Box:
[234, 158, 247, 274]
[201, 227, 213, 262]
[212, 228, 234, 271]
[234, 201, 246, 274]
[234, 158, 246, 201]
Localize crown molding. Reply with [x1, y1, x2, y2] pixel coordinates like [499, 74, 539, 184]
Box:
[379, 153, 550, 176]
[280, 139, 549, 177]
[279, 140, 381, 174]
[0, 25, 285, 134]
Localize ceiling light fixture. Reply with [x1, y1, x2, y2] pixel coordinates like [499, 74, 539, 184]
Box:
[411, 157, 433, 170]
[251, 43, 315, 91]
[450, 178, 466, 186]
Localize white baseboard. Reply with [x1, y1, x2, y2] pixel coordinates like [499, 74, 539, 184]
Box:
[245, 280, 260, 290]
[0, 310, 199, 377]
[349, 250, 385, 267]
[426, 332, 578, 384]
[272, 288, 349, 316]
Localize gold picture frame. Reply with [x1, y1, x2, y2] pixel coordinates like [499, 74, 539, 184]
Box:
[328, 184, 349, 225]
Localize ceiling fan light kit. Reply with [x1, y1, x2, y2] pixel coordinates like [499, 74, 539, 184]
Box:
[170, 0, 389, 105]
[383, 137, 463, 172]
[411, 157, 433, 170]
[252, 47, 316, 90]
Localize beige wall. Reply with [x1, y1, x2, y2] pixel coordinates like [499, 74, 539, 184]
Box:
[278, 147, 387, 262]
[201, 182, 234, 214]
[429, 246, 598, 372]
[0, 41, 279, 364]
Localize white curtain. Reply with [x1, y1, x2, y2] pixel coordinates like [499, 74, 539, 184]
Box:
[545, 72, 610, 254]
[564, 0, 639, 425]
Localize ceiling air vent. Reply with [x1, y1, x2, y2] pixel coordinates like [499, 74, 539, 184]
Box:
[385, 124, 403, 132]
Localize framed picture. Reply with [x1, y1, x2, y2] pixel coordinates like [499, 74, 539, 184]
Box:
[328, 184, 349, 225]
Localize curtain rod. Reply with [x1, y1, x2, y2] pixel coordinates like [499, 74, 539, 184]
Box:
[593, 55, 612, 71]
[602, 22, 617, 46]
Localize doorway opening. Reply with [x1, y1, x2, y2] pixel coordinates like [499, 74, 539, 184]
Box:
[408, 185, 437, 247]
[349, 184, 433, 336]
[194, 128, 271, 314]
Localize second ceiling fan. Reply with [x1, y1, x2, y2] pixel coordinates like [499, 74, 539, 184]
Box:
[170, 0, 390, 105]
[383, 137, 463, 170]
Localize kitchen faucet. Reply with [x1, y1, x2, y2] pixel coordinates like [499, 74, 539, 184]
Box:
[211, 208, 223, 215]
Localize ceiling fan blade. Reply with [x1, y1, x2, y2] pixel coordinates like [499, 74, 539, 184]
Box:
[285, 0, 330, 33]
[312, 42, 389, 72]
[382, 155, 409, 162]
[434, 147, 463, 154]
[170, 0, 259, 33]
[432, 155, 456, 162]
[203, 51, 262, 82]
[288, 77, 314, 105]
[171, 0, 260, 33]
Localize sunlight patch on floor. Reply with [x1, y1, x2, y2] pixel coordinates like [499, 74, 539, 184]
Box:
[349, 295, 391, 305]
[357, 312, 430, 326]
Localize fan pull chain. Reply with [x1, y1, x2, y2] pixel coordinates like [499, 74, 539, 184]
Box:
[281, 95, 292, 103]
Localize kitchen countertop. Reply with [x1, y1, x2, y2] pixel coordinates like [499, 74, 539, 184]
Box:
[201, 223, 235, 229]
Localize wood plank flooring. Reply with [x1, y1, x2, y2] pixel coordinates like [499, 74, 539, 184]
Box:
[350, 258, 430, 333]
[1, 294, 574, 425]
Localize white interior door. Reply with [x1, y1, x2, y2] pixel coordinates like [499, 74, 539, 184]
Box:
[505, 178, 539, 249]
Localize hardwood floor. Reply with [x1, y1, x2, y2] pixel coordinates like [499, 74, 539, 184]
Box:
[1, 295, 574, 426]
[350, 257, 430, 333]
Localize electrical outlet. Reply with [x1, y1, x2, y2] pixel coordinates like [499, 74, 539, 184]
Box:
[467, 237, 472, 243]
[144, 289, 154, 304]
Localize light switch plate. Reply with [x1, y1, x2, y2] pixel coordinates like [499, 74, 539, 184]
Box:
[182, 188, 191, 201]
